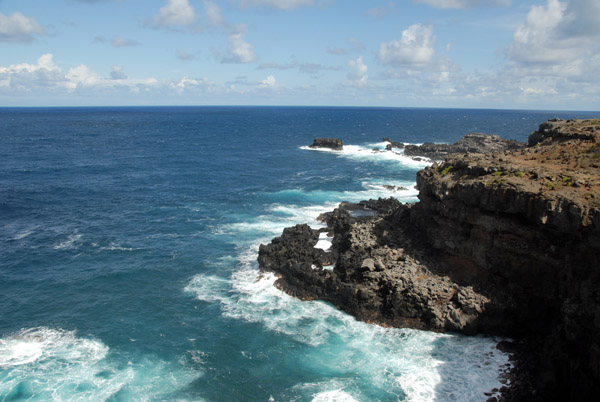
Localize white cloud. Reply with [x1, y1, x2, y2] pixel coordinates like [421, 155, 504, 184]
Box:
[377, 24, 435, 67]
[66, 65, 100, 89]
[152, 0, 196, 28]
[508, 0, 600, 65]
[237, 0, 314, 11]
[261, 75, 276, 87]
[0, 54, 159, 95]
[171, 77, 212, 93]
[413, 0, 510, 9]
[0, 54, 64, 90]
[110, 65, 127, 80]
[203, 0, 224, 27]
[346, 56, 368, 87]
[508, 0, 569, 63]
[560, 0, 600, 37]
[0, 11, 44, 42]
[221, 26, 256, 63]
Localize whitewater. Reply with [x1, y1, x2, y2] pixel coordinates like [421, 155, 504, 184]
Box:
[2, 107, 597, 401]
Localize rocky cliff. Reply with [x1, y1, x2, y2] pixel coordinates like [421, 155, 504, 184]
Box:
[259, 119, 600, 401]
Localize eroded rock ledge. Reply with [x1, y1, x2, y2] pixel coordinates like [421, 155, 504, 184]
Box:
[258, 119, 600, 401]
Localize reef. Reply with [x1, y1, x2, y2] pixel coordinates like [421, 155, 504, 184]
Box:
[259, 119, 600, 401]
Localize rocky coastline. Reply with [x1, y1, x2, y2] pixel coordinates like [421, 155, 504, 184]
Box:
[259, 118, 600, 401]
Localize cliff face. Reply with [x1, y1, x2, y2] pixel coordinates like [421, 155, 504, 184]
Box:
[258, 119, 600, 401]
[412, 119, 600, 400]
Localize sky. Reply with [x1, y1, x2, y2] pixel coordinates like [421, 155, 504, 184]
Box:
[0, 0, 599, 110]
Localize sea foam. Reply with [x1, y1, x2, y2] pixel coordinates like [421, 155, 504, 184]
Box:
[185, 265, 510, 401]
[0, 327, 200, 401]
[301, 142, 432, 169]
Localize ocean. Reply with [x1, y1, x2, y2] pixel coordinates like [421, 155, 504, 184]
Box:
[1, 106, 598, 402]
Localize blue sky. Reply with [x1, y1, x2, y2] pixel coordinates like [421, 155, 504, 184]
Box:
[1, 0, 599, 109]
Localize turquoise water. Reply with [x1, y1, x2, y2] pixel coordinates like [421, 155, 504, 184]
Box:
[1, 107, 597, 401]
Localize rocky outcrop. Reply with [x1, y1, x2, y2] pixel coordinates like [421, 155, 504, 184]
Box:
[259, 199, 493, 332]
[404, 133, 526, 161]
[259, 119, 600, 401]
[528, 118, 599, 146]
[382, 138, 405, 151]
[309, 138, 344, 150]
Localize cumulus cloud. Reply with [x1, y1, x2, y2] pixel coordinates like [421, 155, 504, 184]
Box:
[377, 24, 435, 67]
[171, 76, 212, 93]
[0, 54, 65, 90]
[110, 65, 127, 80]
[346, 56, 368, 87]
[237, 0, 314, 11]
[508, 0, 600, 66]
[0, 54, 158, 95]
[0, 11, 44, 43]
[413, 0, 510, 9]
[151, 0, 196, 28]
[261, 74, 276, 87]
[221, 26, 256, 63]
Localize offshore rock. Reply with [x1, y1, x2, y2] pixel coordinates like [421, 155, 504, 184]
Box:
[309, 137, 344, 150]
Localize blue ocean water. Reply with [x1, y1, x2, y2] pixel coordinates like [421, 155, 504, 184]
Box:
[1, 106, 598, 402]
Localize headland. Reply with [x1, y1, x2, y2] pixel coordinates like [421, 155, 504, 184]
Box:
[259, 118, 600, 401]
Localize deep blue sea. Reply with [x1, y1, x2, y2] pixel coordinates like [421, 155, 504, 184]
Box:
[1, 106, 598, 402]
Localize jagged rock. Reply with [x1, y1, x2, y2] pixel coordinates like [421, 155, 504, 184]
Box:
[528, 118, 600, 146]
[260, 118, 600, 402]
[404, 133, 526, 161]
[309, 137, 344, 150]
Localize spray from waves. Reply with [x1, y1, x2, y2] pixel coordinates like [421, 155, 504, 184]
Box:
[300, 142, 431, 169]
[0, 327, 200, 402]
[185, 265, 510, 402]
[193, 147, 509, 401]
[190, 215, 510, 402]
[215, 179, 418, 241]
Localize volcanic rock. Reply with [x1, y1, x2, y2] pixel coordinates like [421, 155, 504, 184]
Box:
[309, 138, 344, 150]
[260, 118, 600, 401]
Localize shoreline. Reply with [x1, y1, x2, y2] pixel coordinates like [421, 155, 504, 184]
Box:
[259, 119, 600, 401]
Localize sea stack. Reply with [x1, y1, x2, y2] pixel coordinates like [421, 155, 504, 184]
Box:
[309, 138, 344, 150]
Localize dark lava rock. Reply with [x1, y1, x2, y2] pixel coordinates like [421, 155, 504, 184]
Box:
[262, 119, 600, 401]
[404, 133, 525, 161]
[309, 138, 344, 150]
